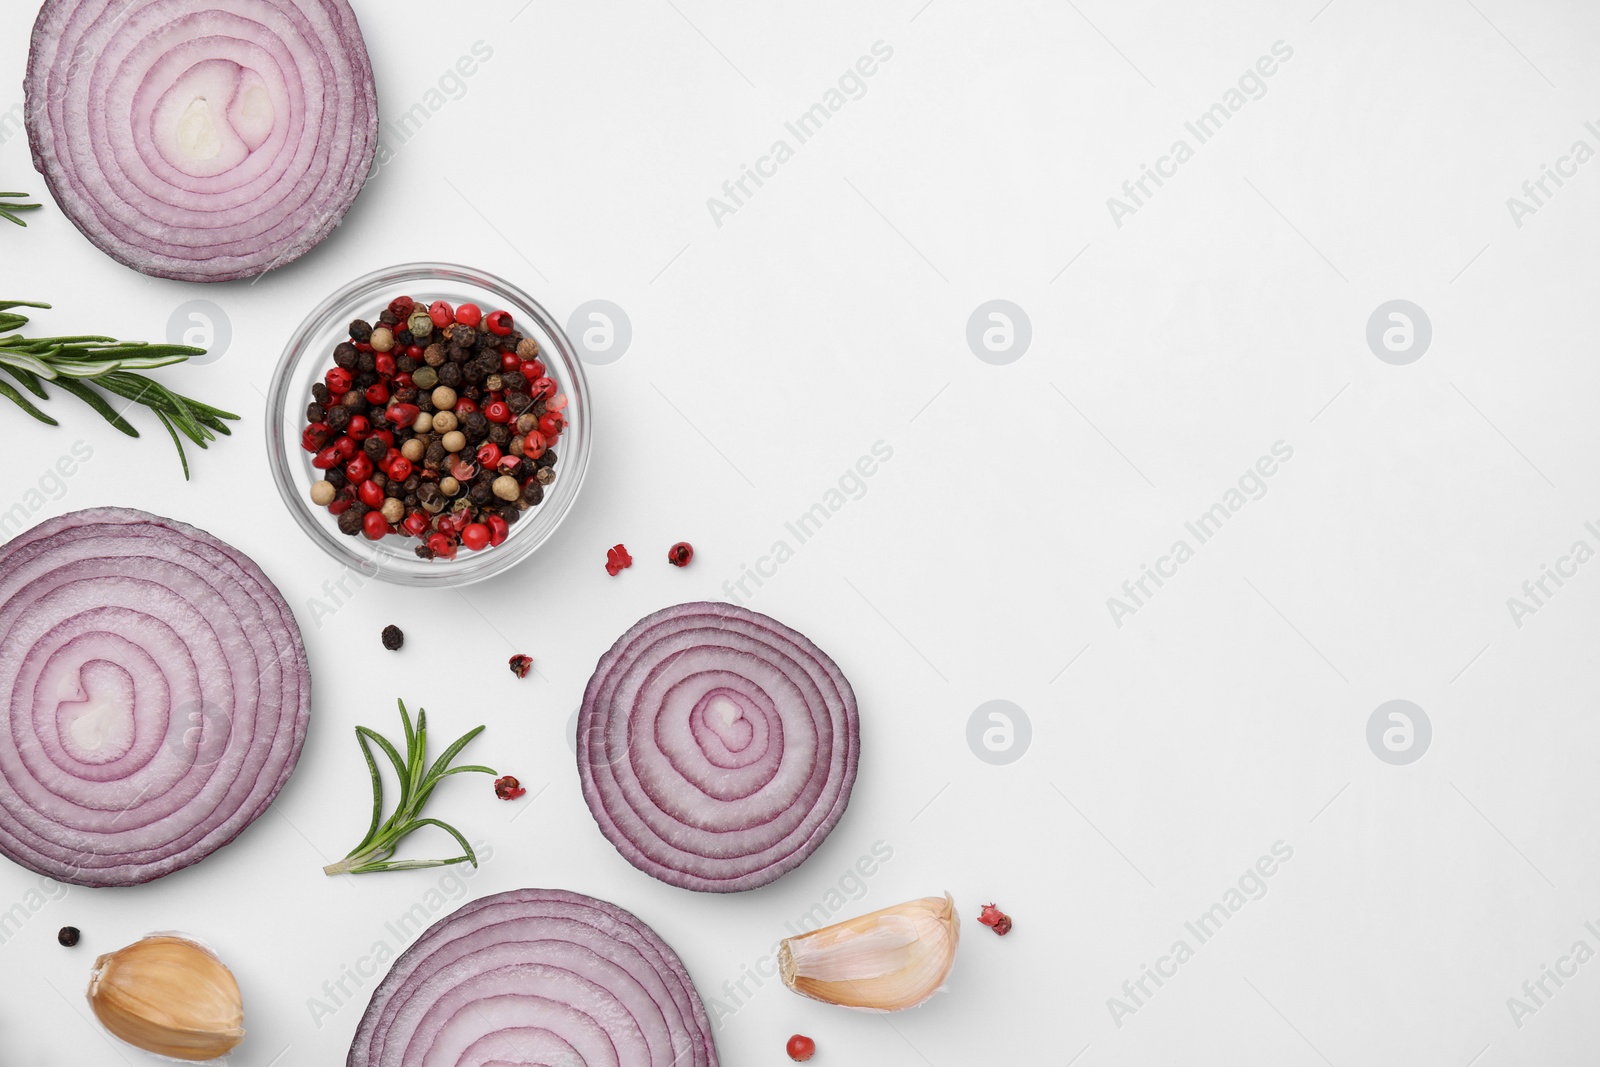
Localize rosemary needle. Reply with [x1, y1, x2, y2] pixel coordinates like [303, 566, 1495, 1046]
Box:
[323, 700, 496, 876]
[0, 192, 41, 227]
[0, 300, 237, 478]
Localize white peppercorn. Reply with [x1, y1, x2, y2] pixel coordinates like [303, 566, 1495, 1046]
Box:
[310, 480, 336, 506]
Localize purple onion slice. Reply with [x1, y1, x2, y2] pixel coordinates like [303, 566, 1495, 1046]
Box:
[25, 0, 378, 282]
[0, 507, 311, 886]
[349, 888, 718, 1067]
[579, 602, 859, 893]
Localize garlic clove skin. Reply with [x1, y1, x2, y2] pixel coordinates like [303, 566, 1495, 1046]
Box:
[778, 893, 960, 1011]
[87, 935, 245, 1062]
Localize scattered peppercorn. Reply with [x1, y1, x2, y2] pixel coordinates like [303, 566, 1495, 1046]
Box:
[494, 775, 527, 800]
[381, 625, 404, 651]
[58, 926, 80, 947]
[668, 542, 694, 567]
[606, 544, 633, 576]
[786, 1034, 816, 1062]
[508, 654, 533, 679]
[977, 903, 1012, 936]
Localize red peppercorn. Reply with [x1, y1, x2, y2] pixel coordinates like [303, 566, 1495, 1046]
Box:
[529, 376, 556, 400]
[385, 403, 420, 427]
[520, 359, 545, 380]
[455, 303, 482, 328]
[500, 352, 521, 372]
[374, 430, 395, 448]
[786, 1035, 815, 1062]
[345, 454, 373, 482]
[325, 367, 352, 394]
[387, 457, 413, 482]
[429, 301, 454, 328]
[375, 353, 396, 377]
[605, 544, 633, 576]
[507, 654, 533, 679]
[404, 511, 429, 536]
[668, 542, 693, 567]
[484, 400, 511, 424]
[977, 903, 1013, 936]
[497, 454, 521, 472]
[333, 435, 357, 459]
[354, 341, 374, 354]
[547, 393, 568, 412]
[487, 514, 509, 547]
[328, 498, 352, 516]
[405, 345, 423, 360]
[427, 532, 456, 560]
[451, 458, 478, 482]
[346, 415, 370, 441]
[461, 523, 491, 552]
[453, 397, 478, 415]
[312, 446, 340, 470]
[365, 382, 389, 406]
[475, 442, 502, 468]
[538, 412, 565, 438]
[494, 775, 526, 800]
[361, 511, 389, 540]
[485, 309, 513, 336]
[358, 479, 384, 508]
[388, 296, 415, 320]
[394, 372, 414, 390]
[522, 431, 545, 460]
[301, 423, 330, 452]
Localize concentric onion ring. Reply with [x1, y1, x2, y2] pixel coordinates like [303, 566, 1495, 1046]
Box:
[579, 602, 859, 893]
[0, 508, 311, 886]
[349, 888, 718, 1067]
[25, 0, 378, 282]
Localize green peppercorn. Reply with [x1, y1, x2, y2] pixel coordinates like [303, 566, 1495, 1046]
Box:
[407, 310, 434, 340]
[412, 365, 438, 390]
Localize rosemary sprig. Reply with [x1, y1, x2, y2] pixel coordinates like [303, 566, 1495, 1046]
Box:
[0, 300, 237, 478]
[323, 700, 496, 876]
[0, 192, 40, 227]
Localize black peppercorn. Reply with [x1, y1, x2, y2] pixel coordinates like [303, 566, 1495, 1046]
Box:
[521, 480, 544, 506]
[311, 382, 332, 406]
[462, 361, 486, 385]
[381, 624, 404, 651]
[488, 423, 510, 447]
[325, 468, 348, 489]
[415, 543, 435, 560]
[334, 342, 360, 370]
[354, 370, 379, 391]
[404, 493, 419, 509]
[453, 325, 477, 348]
[396, 328, 414, 348]
[507, 392, 533, 415]
[325, 405, 350, 431]
[306, 402, 325, 423]
[363, 436, 386, 461]
[502, 371, 528, 392]
[500, 504, 521, 524]
[469, 483, 493, 506]
[357, 350, 377, 373]
[58, 926, 80, 947]
[463, 412, 488, 439]
[424, 441, 447, 468]
[536, 448, 557, 469]
[534, 466, 555, 486]
[337, 508, 366, 536]
[378, 310, 400, 327]
[397, 355, 418, 374]
[419, 484, 445, 511]
[341, 393, 367, 412]
[437, 363, 462, 388]
[395, 387, 418, 405]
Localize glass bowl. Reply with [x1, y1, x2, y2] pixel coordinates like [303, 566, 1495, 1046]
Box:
[266, 262, 592, 587]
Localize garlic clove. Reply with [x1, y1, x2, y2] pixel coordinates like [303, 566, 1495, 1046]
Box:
[87, 934, 245, 1062]
[778, 893, 960, 1011]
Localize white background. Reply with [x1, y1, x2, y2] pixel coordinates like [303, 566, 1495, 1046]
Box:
[2, 0, 1599, 1064]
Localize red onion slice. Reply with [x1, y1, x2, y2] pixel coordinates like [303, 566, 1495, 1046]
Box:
[25, 0, 377, 282]
[349, 888, 718, 1067]
[579, 602, 859, 893]
[0, 508, 311, 887]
